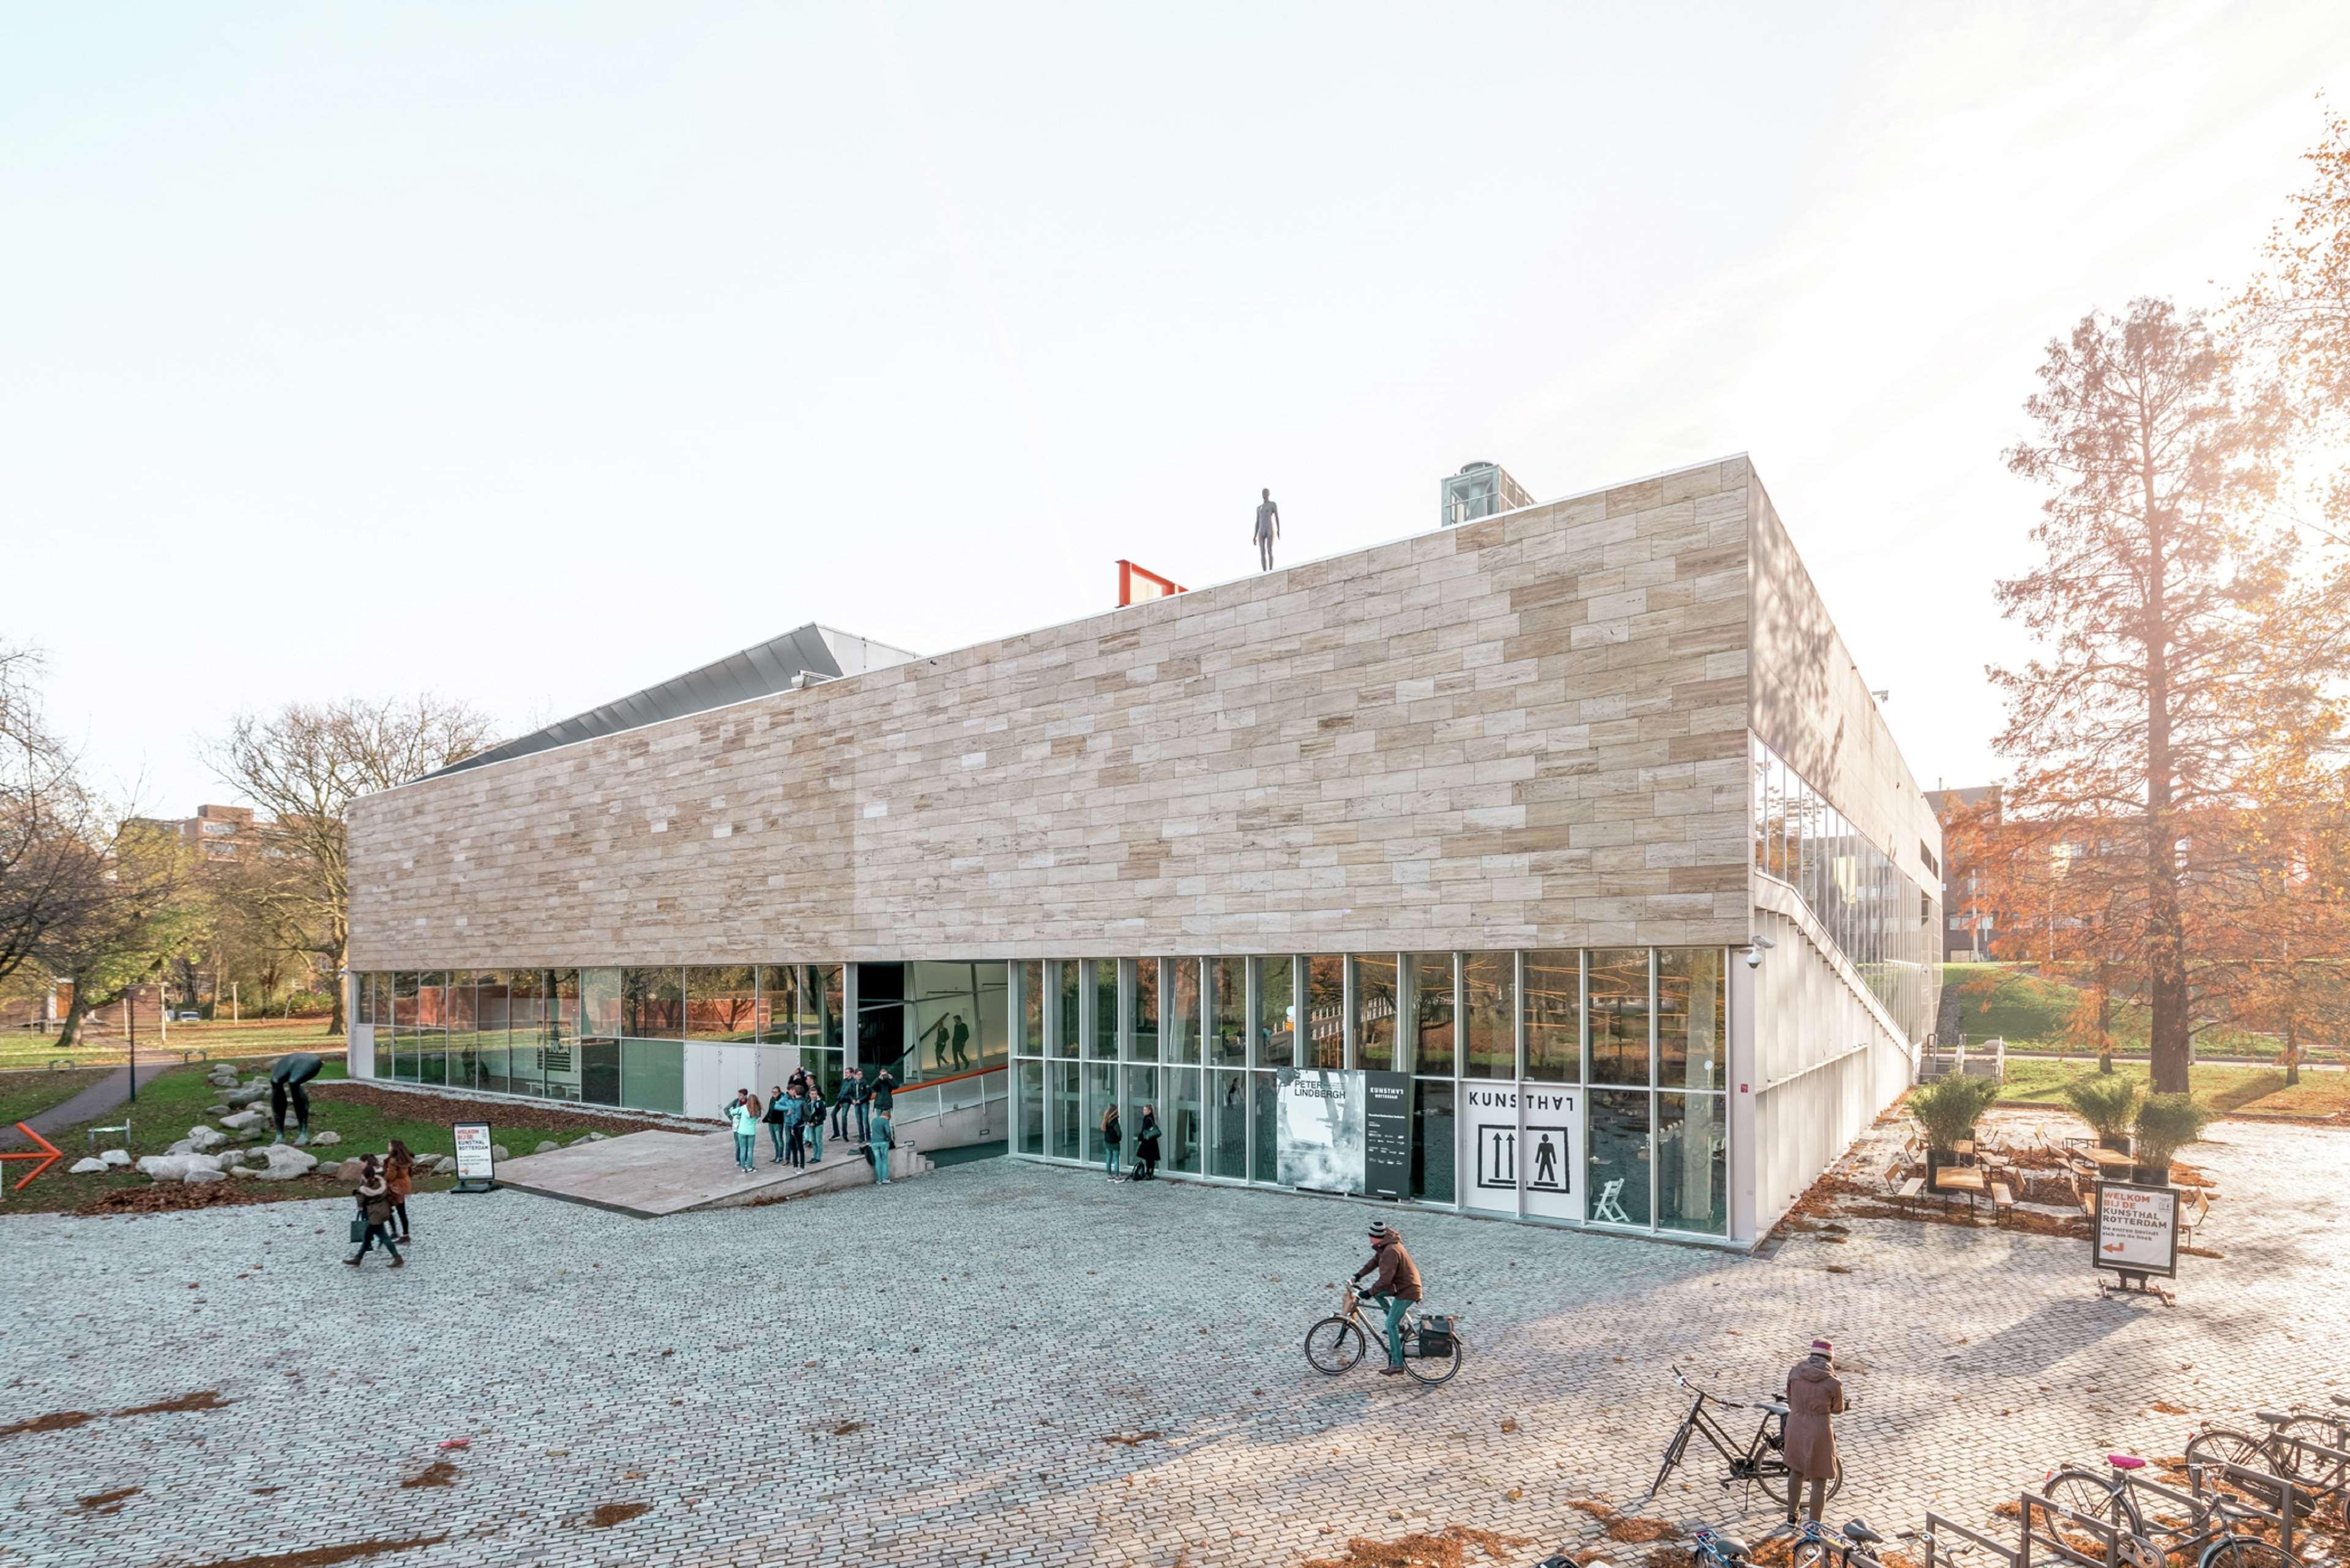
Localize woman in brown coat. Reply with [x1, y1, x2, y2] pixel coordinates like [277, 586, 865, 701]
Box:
[1783, 1338, 1846, 1522]
[384, 1140, 417, 1245]
[346, 1155, 405, 1268]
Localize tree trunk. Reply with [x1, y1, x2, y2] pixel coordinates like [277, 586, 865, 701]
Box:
[326, 937, 347, 1036]
[2096, 974, 2114, 1075]
[53, 991, 86, 1051]
[2285, 1012, 2301, 1088]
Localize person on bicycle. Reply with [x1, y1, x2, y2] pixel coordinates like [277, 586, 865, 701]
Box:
[1784, 1338, 1846, 1523]
[1351, 1222, 1422, 1377]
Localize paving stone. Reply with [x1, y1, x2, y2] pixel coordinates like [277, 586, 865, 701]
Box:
[0, 1119, 2341, 1568]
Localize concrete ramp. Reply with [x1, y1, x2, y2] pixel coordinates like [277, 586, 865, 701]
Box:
[496, 1129, 934, 1218]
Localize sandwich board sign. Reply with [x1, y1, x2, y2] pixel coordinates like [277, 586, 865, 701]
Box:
[2091, 1179, 2178, 1297]
[452, 1122, 497, 1193]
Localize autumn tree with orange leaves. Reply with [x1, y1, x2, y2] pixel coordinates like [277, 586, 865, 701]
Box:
[1988, 297, 2347, 1095]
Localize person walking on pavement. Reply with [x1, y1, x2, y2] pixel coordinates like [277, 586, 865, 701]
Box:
[346, 1155, 404, 1268]
[870, 1105, 894, 1185]
[763, 1085, 791, 1165]
[1783, 1338, 1847, 1523]
[1350, 1221, 1422, 1376]
[1253, 488, 1281, 571]
[383, 1139, 417, 1245]
[1100, 1102, 1122, 1179]
[949, 1013, 971, 1070]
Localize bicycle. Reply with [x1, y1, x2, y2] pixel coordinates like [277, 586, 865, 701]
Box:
[1689, 1526, 1758, 1568]
[1302, 1285, 1463, 1386]
[2187, 1398, 2350, 1514]
[2040, 1458, 2300, 1568]
[1769, 1517, 1884, 1568]
[1646, 1371, 1842, 1509]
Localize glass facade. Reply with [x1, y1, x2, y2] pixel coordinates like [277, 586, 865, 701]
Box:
[1751, 735, 1941, 1045]
[353, 944, 1739, 1241]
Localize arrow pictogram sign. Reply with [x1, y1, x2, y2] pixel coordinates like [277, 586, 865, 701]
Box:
[2, 1122, 64, 1191]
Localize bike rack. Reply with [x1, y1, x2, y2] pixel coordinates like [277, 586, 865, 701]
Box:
[2018, 1493, 2135, 1568]
[1919, 1512, 2020, 1568]
[2185, 1460, 2307, 1557]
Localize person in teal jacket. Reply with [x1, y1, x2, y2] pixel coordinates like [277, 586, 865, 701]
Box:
[870, 1107, 893, 1185]
[783, 1087, 808, 1170]
[802, 1082, 826, 1164]
[726, 1091, 760, 1172]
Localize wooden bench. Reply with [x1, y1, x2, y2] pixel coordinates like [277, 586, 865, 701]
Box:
[2070, 1173, 2098, 1220]
[2177, 1185, 2212, 1242]
[1884, 1158, 1925, 1212]
[1989, 1179, 2016, 1226]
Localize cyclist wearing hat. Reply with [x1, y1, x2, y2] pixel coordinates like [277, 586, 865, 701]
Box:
[1350, 1222, 1423, 1376]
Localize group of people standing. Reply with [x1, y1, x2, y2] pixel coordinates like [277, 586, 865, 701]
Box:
[1095, 1100, 1162, 1182]
[723, 1066, 900, 1184]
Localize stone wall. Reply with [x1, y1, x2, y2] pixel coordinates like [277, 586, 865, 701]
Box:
[349, 458, 1764, 968]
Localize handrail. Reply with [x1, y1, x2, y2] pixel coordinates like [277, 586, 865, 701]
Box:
[886, 1062, 1007, 1094]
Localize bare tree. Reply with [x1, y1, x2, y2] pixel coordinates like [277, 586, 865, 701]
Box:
[39, 820, 201, 1050]
[206, 696, 494, 1035]
[0, 646, 121, 993]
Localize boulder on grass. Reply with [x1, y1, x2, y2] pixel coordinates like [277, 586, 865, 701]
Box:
[534, 1141, 560, 1155]
[311, 1130, 341, 1147]
[220, 1108, 266, 1133]
[490, 1144, 509, 1161]
[184, 1166, 226, 1185]
[138, 1154, 195, 1181]
[334, 1157, 367, 1183]
[206, 1103, 231, 1117]
[225, 1085, 269, 1108]
[99, 1148, 131, 1168]
[187, 1126, 229, 1153]
[253, 1146, 318, 1181]
[430, 1155, 457, 1176]
[69, 1157, 109, 1174]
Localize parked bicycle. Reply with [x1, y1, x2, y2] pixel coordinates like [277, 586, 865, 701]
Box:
[1647, 1370, 1842, 1509]
[2035, 1461, 2298, 1568]
[1688, 1526, 1756, 1568]
[2187, 1398, 2350, 1514]
[1302, 1284, 1462, 1386]
[1773, 1517, 1884, 1568]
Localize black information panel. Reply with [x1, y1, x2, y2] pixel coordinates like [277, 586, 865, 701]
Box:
[1363, 1071, 1413, 1200]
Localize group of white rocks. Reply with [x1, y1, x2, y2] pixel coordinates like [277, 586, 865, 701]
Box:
[66, 1062, 614, 1185]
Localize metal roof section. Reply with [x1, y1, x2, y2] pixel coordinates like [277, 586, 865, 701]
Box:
[425, 624, 914, 781]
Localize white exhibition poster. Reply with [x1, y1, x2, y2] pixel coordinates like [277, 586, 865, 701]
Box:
[1275, 1069, 1365, 1193]
[1460, 1083, 1583, 1221]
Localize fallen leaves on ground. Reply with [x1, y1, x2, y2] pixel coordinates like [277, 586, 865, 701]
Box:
[398, 1461, 457, 1489]
[1102, 1430, 1163, 1446]
[580, 1503, 651, 1529]
[1603, 1516, 1683, 1544]
[2147, 1400, 2188, 1415]
[76, 1487, 138, 1514]
[1297, 1524, 1532, 1568]
[184, 1533, 449, 1568]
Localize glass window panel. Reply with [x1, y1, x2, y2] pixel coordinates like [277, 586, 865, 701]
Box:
[579, 967, 622, 1040]
[1209, 1069, 1248, 1178]
[1587, 1088, 1652, 1229]
[416, 973, 448, 1086]
[1460, 954, 1515, 1079]
[908, 961, 1006, 1081]
[1018, 961, 1044, 1056]
[1131, 960, 1160, 1062]
[536, 969, 581, 1101]
[1412, 1081, 1456, 1203]
[1250, 1070, 1277, 1183]
[1083, 1061, 1116, 1166]
[1165, 1067, 1203, 1175]
[1087, 959, 1120, 1059]
[623, 968, 684, 1039]
[806, 965, 845, 1051]
[1050, 1061, 1082, 1159]
[580, 1037, 621, 1105]
[473, 971, 512, 1094]
[456, 972, 488, 1091]
[755, 965, 799, 1045]
[1655, 949, 1726, 1091]
[621, 1039, 685, 1114]
[392, 971, 419, 1029]
[854, 961, 906, 1080]
[1524, 950, 1581, 1082]
[1658, 1092, 1728, 1235]
[800, 1048, 843, 1102]
[1404, 953, 1454, 1077]
[1018, 1060, 1044, 1155]
[1053, 960, 1080, 1058]
[1168, 959, 1202, 1065]
[1305, 955, 1345, 1068]
[1208, 957, 1246, 1067]
[687, 966, 759, 1042]
[1351, 954, 1397, 1071]
[1255, 956, 1296, 1069]
[1124, 1064, 1157, 1164]
[1586, 950, 1651, 1085]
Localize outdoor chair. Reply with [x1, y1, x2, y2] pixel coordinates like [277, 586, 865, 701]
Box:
[1592, 1178, 1634, 1225]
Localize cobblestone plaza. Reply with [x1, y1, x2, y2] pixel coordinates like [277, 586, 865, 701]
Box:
[4, 1119, 2344, 1568]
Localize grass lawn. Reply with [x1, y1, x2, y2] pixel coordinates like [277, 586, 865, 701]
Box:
[0, 1066, 112, 1132]
[0, 1016, 341, 1072]
[0, 1061, 670, 1216]
[1942, 963, 2284, 1059]
[1999, 1058, 2350, 1120]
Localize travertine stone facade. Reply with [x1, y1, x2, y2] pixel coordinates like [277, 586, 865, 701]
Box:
[349, 458, 1765, 968]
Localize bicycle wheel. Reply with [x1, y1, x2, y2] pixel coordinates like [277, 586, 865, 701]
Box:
[2186, 1431, 2291, 1511]
[2199, 1536, 2298, 1568]
[1761, 1457, 1842, 1510]
[1404, 1335, 1461, 1387]
[1304, 1316, 1365, 1375]
[2274, 1417, 2348, 1490]
[2044, 1468, 2130, 1528]
[1793, 1542, 1830, 1568]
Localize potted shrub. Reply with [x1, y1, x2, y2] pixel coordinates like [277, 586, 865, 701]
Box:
[1911, 1074, 2002, 1184]
[2061, 1075, 2144, 1156]
[2129, 1093, 2212, 1186]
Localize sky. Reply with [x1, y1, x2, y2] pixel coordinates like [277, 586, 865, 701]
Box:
[7, 1, 2349, 815]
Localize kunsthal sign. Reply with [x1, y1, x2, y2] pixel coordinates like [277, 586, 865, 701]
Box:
[1459, 1085, 1582, 1222]
[2092, 1180, 2180, 1280]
